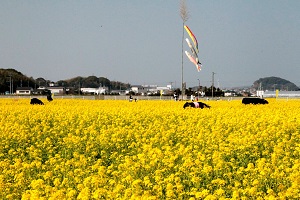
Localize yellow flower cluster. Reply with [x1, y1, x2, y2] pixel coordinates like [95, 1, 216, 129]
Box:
[0, 98, 300, 199]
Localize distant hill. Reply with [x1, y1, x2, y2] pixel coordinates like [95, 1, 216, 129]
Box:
[0, 68, 131, 94]
[0, 68, 36, 93]
[56, 76, 131, 90]
[253, 77, 299, 91]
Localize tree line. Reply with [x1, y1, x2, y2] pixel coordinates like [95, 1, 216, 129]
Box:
[0, 68, 131, 94]
[0, 68, 224, 96]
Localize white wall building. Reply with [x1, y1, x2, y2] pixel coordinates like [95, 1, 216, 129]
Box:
[81, 87, 107, 95]
[256, 90, 264, 98]
[263, 90, 300, 98]
[131, 84, 172, 95]
[16, 87, 33, 95]
[48, 87, 65, 94]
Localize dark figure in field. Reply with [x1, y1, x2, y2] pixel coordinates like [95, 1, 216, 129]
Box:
[183, 101, 211, 109]
[30, 98, 44, 105]
[242, 97, 268, 105]
[47, 94, 53, 102]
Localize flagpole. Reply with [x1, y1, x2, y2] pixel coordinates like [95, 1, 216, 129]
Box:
[181, 22, 185, 100]
[180, 0, 188, 101]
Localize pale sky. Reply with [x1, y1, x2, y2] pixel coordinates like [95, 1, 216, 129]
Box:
[1, 0, 299, 88]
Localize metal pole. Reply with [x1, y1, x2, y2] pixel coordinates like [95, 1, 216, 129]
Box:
[197, 79, 200, 99]
[212, 72, 215, 99]
[79, 82, 80, 95]
[181, 22, 185, 100]
[10, 76, 12, 94]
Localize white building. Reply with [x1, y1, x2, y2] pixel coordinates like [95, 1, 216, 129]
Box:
[131, 84, 172, 95]
[16, 87, 33, 95]
[48, 87, 65, 95]
[263, 90, 300, 98]
[256, 90, 264, 98]
[81, 87, 107, 95]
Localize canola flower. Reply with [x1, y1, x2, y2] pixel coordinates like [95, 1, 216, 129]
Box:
[0, 98, 299, 199]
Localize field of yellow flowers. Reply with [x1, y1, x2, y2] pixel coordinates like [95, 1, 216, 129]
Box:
[0, 98, 299, 199]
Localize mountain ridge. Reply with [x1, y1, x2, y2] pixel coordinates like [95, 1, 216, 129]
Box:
[252, 76, 299, 91]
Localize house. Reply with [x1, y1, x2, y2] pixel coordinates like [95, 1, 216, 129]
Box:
[81, 88, 98, 94]
[224, 90, 238, 97]
[16, 87, 33, 95]
[47, 87, 66, 95]
[131, 85, 147, 94]
[131, 85, 172, 95]
[157, 85, 172, 95]
[81, 87, 107, 95]
[33, 87, 51, 95]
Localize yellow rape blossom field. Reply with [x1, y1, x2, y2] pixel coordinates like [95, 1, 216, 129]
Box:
[0, 98, 300, 199]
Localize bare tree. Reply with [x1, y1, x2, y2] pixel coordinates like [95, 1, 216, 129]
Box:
[180, 0, 189, 99]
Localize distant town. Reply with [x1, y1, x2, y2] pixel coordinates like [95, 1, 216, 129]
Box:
[1, 68, 300, 99]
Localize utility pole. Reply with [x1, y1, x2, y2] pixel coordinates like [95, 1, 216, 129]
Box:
[212, 72, 216, 99]
[259, 82, 262, 90]
[79, 81, 81, 95]
[197, 79, 200, 99]
[9, 76, 12, 94]
[7, 76, 12, 94]
[169, 81, 173, 89]
[274, 84, 277, 91]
